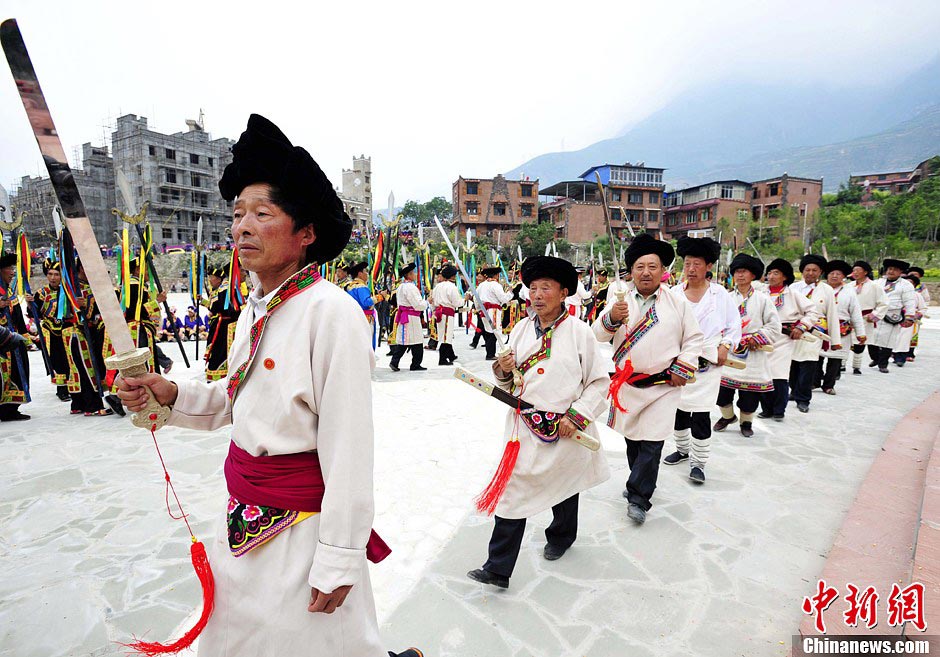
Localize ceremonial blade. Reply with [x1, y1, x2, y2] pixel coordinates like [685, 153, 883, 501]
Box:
[453, 368, 600, 451]
[593, 172, 627, 302]
[2, 18, 169, 429]
[433, 215, 500, 335]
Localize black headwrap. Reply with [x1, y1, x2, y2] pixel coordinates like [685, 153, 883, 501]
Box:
[440, 264, 458, 279]
[219, 114, 352, 265]
[347, 261, 369, 278]
[521, 256, 578, 295]
[624, 233, 675, 268]
[729, 253, 764, 279]
[676, 236, 721, 264]
[766, 258, 795, 285]
[882, 258, 910, 273]
[799, 254, 827, 272]
[824, 259, 852, 277]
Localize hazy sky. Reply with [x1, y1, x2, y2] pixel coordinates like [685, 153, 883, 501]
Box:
[2, 0, 940, 207]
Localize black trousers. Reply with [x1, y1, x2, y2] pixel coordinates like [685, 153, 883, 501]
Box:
[820, 357, 842, 390]
[438, 343, 456, 365]
[625, 439, 665, 511]
[674, 409, 711, 440]
[483, 493, 579, 578]
[389, 344, 424, 368]
[69, 334, 104, 414]
[869, 345, 892, 368]
[481, 328, 497, 359]
[760, 379, 789, 416]
[788, 360, 814, 405]
[717, 386, 762, 413]
[470, 329, 481, 348]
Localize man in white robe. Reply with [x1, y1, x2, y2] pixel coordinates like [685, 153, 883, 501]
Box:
[818, 260, 866, 394]
[789, 255, 840, 413]
[431, 264, 462, 366]
[116, 114, 418, 657]
[389, 263, 428, 372]
[758, 258, 819, 421]
[593, 234, 704, 524]
[467, 256, 610, 589]
[714, 254, 782, 438]
[565, 271, 592, 319]
[892, 272, 928, 365]
[477, 267, 512, 360]
[849, 260, 887, 375]
[869, 258, 918, 373]
[663, 237, 740, 484]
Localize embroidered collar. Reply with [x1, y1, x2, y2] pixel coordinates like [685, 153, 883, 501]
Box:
[613, 302, 659, 365]
[226, 264, 322, 401]
[518, 312, 568, 375]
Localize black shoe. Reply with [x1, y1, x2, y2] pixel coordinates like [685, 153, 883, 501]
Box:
[853, 368, 862, 375]
[389, 649, 425, 657]
[56, 391, 71, 402]
[484, 356, 497, 361]
[467, 568, 508, 589]
[0, 409, 31, 421]
[689, 466, 705, 483]
[713, 415, 737, 432]
[389, 364, 400, 372]
[895, 361, 905, 368]
[757, 411, 773, 419]
[451, 355, 458, 361]
[410, 365, 427, 371]
[879, 366, 889, 373]
[797, 402, 809, 413]
[663, 450, 689, 465]
[543, 544, 568, 561]
[740, 421, 754, 437]
[627, 503, 647, 524]
[869, 361, 878, 368]
[105, 395, 127, 417]
[823, 388, 836, 395]
[773, 415, 784, 422]
[470, 343, 479, 350]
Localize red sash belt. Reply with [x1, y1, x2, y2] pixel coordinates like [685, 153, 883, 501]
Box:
[434, 306, 456, 321]
[394, 305, 422, 325]
[861, 309, 873, 316]
[224, 441, 390, 563]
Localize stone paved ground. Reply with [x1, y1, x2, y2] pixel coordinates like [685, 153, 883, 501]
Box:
[1, 309, 938, 656]
[381, 318, 940, 657]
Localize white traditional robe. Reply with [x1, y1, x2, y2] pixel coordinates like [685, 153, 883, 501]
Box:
[719, 287, 781, 392]
[478, 279, 511, 332]
[765, 285, 819, 379]
[852, 278, 888, 346]
[394, 280, 428, 346]
[492, 312, 611, 519]
[565, 280, 592, 319]
[827, 284, 866, 360]
[870, 277, 918, 350]
[594, 283, 704, 442]
[895, 289, 927, 353]
[431, 280, 462, 344]
[167, 274, 385, 657]
[790, 281, 841, 362]
[670, 282, 741, 412]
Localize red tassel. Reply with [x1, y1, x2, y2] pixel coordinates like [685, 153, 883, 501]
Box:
[608, 360, 635, 413]
[123, 540, 215, 655]
[475, 438, 521, 515]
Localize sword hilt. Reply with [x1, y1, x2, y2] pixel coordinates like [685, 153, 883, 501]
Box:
[105, 347, 172, 431]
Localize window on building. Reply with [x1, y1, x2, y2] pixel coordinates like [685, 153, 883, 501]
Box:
[208, 157, 214, 167]
[196, 192, 209, 207]
[493, 203, 507, 216]
[721, 184, 734, 199]
[799, 206, 806, 217]
[802, 187, 807, 194]
[878, 175, 886, 181]
[667, 215, 677, 227]
[520, 184, 533, 197]
[466, 182, 478, 195]
[648, 211, 659, 224]
[148, 146, 156, 156]
[686, 212, 696, 224]
[166, 148, 176, 160]
[611, 190, 622, 202]
[192, 174, 201, 188]
[520, 203, 533, 217]
[466, 201, 479, 215]
[628, 192, 642, 204]
[211, 232, 220, 243]
[649, 192, 660, 204]
[190, 153, 200, 165]
[159, 187, 171, 204]
[178, 228, 188, 241]
[769, 183, 779, 196]
[165, 169, 177, 184]
[162, 227, 173, 239]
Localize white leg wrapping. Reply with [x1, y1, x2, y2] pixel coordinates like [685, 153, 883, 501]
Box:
[852, 350, 863, 369]
[691, 435, 711, 469]
[674, 428, 691, 456]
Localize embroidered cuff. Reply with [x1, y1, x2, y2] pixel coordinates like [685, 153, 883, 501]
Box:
[308, 541, 366, 593]
[747, 332, 771, 346]
[601, 312, 621, 333]
[565, 407, 591, 431]
[669, 360, 696, 381]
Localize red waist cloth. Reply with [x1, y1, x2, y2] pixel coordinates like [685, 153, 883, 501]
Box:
[394, 305, 422, 324]
[861, 309, 873, 316]
[224, 441, 390, 563]
[434, 306, 456, 321]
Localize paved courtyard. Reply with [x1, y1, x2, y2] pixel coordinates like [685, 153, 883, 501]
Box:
[1, 309, 937, 656]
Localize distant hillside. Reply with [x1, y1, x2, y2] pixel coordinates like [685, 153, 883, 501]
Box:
[682, 104, 940, 190]
[506, 55, 940, 191]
